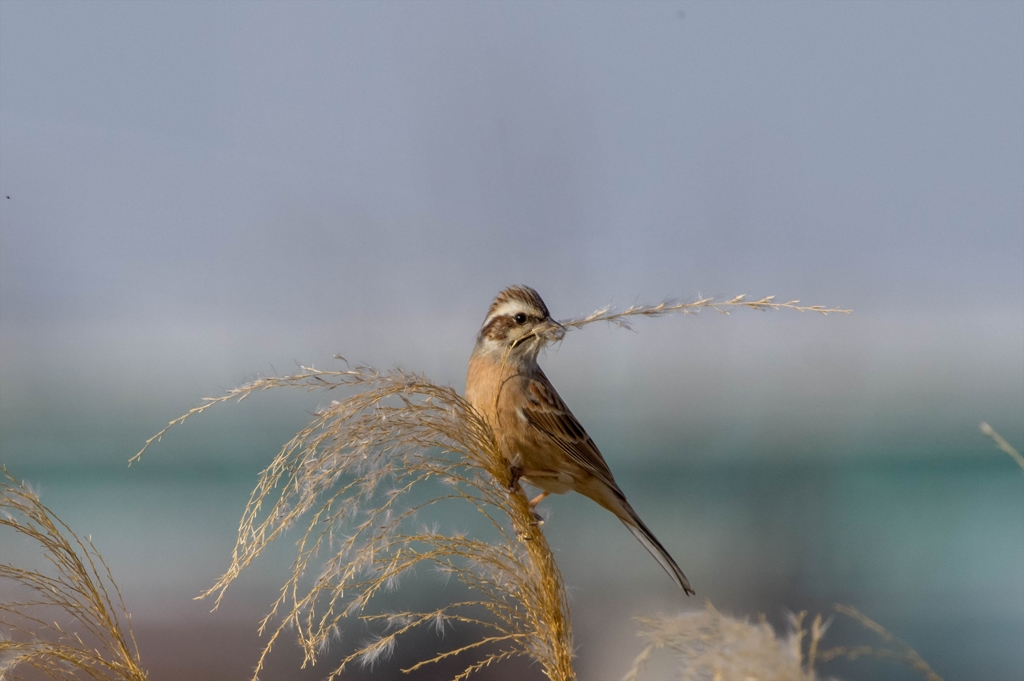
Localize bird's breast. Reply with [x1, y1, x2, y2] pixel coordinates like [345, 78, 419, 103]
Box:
[466, 354, 535, 438]
[465, 354, 499, 421]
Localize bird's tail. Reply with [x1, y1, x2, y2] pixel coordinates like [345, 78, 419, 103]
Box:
[618, 499, 695, 595]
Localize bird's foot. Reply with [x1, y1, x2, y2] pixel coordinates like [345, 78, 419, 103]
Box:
[507, 464, 524, 492]
[528, 491, 549, 526]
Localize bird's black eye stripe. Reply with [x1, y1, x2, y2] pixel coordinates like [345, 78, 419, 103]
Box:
[513, 313, 527, 324]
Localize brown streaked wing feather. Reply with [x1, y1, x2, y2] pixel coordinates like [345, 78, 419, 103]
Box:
[520, 373, 621, 492]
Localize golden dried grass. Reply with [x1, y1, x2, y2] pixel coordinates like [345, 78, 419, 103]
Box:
[135, 364, 575, 681]
[624, 603, 944, 681]
[624, 602, 810, 681]
[816, 605, 943, 681]
[128, 293, 845, 680]
[559, 295, 850, 332]
[0, 469, 147, 681]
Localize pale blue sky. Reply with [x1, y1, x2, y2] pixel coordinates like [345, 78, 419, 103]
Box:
[2, 2, 1021, 322]
[2, 1, 1021, 469]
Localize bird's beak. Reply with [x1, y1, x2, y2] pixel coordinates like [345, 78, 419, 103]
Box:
[535, 318, 566, 344]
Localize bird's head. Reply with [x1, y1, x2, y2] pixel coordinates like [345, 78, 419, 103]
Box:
[474, 285, 565, 361]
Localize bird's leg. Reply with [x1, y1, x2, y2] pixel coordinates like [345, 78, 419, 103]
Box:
[528, 491, 550, 526]
[507, 466, 556, 524]
[507, 466, 560, 492]
[507, 464, 524, 492]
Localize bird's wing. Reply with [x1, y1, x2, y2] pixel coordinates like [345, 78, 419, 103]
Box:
[519, 371, 621, 493]
[520, 370, 695, 595]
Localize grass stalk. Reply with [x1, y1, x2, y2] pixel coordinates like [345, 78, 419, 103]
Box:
[0, 469, 147, 681]
[980, 422, 1024, 471]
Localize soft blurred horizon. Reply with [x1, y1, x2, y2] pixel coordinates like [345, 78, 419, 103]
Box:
[1, 2, 1021, 680]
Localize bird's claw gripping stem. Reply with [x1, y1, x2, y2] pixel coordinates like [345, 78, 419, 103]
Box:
[508, 464, 524, 492]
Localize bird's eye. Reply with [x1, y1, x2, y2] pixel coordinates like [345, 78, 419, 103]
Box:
[513, 313, 527, 324]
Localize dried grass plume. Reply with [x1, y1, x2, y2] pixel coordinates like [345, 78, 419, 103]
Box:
[130, 293, 846, 680]
[137, 364, 575, 681]
[623, 603, 817, 681]
[0, 469, 147, 681]
[624, 602, 943, 681]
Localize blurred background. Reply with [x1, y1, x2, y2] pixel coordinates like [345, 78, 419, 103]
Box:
[1, 2, 1021, 680]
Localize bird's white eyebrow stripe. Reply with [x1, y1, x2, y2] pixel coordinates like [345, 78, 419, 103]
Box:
[485, 300, 534, 325]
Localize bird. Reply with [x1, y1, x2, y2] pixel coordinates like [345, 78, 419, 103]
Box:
[465, 285, 694, 595]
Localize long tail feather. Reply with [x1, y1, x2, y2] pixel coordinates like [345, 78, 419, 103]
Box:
[581, 479, 695, 594]
[619, 505, 695, 595]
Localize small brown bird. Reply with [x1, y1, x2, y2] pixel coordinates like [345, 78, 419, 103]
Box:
[465, 285, 694, 594]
